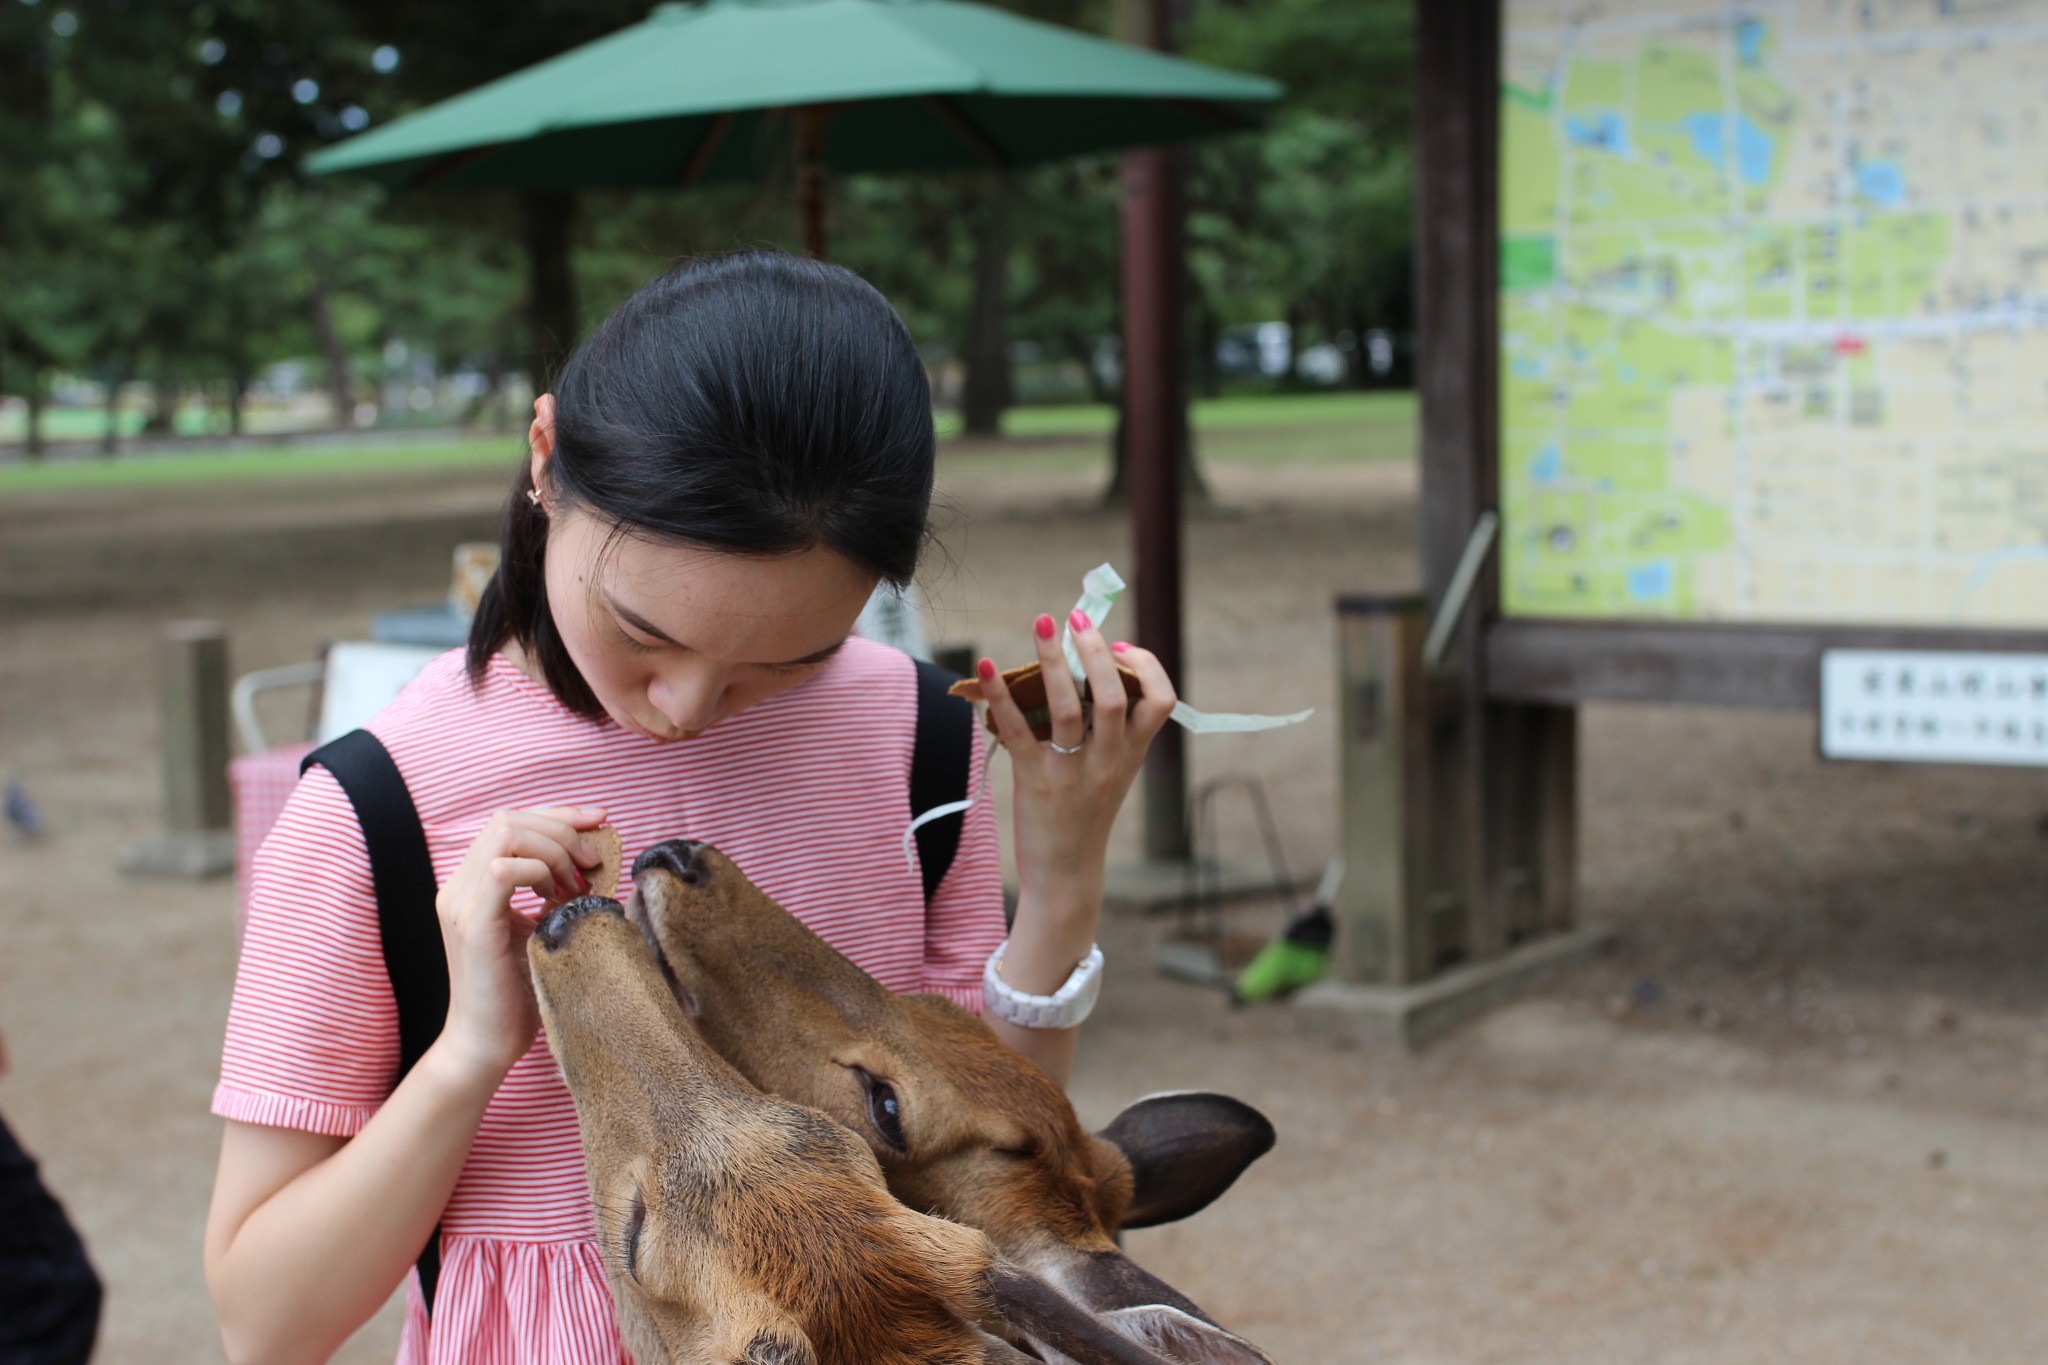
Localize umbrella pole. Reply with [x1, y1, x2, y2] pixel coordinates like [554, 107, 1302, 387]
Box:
[794, 106, 828, 258]
[1117, 0, 1191, 865]
[1121, 145, 1190, 865]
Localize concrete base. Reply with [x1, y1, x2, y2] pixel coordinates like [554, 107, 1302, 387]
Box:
[118, 830, 236, 879]
[1101, 857, 1308, 914]
[1293, 922, 1615, 1051]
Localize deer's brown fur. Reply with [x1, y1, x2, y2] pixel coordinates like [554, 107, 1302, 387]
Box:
[629, 845, 1130, 1244]
[627, 841, 1274, 1363]
[530, 896, 1017, 1365]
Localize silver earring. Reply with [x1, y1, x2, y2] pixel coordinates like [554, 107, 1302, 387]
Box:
[527, 487, 544, 508]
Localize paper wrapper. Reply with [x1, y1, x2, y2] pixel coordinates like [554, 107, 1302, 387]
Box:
[949, 561, 1313, 740]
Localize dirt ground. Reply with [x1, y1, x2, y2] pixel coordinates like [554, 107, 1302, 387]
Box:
[3, 441, 2045, 1363]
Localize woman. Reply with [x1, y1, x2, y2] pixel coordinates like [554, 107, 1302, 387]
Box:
[201, 251, 1175, 1364]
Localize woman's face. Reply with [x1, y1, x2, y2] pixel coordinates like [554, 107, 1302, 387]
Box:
[530, 402, 878, 741]
[542, 510, 877, 741]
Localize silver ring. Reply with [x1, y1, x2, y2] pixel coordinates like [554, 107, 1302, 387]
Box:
[1047, 736, 1087, 755]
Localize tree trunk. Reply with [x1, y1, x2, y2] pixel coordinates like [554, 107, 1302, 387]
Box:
[227, 366, 250, 437]
[25, 367, 45, 460]
[960, 174, 1014, 438]
[143, 375, 181, 437]
[491, 328, 517, 431]
[1195, 301, 1221, 400]
[100, 363, 128, 455]
[308, 278, 354, 428]
[460, 346, 501, 429]
[465, 338, 520, 432]
[523, 191, 580, 397]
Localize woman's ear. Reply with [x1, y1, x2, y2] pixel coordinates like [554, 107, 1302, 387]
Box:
[529, 393, 558, 494]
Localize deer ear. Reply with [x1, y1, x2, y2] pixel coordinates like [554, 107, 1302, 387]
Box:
[1099, 1305, 1273, 1365]
[986, 1263, 1179, 1365]
[1096, 1092, 1275, 1230]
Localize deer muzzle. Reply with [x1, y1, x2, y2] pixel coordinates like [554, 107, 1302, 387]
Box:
[633, 837, 711, 885]
[533, 893, 622, 952]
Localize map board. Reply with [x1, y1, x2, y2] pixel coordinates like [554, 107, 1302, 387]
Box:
[1499, 0, 2048, 629]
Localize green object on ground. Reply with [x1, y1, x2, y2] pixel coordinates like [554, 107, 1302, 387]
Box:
[306, 0, 1280, 192]
[1232, 933, 1329, 1004]
[1233, 903, 1335, 1004]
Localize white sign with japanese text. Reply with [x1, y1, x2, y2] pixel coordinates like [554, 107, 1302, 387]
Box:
[1821, 650, 2048, 767]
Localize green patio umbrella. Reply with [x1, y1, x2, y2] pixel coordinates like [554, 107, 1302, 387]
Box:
[306, 0, 1280, 255]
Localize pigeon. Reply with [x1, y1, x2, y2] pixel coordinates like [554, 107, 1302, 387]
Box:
[6, 776, 44, 837]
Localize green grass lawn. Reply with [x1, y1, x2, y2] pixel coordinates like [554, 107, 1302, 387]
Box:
[984, 390, 1416, 437]
[0, 436, 523, 495]
[0, 406, 217, 443]
[0, 391, 1416, 495]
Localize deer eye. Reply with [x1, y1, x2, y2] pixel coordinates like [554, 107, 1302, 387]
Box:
[853, 1067, 907, 1152]
[624, 1189, 646, 1282]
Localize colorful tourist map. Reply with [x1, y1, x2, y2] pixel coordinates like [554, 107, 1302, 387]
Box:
[1501, 0, 2048, 626]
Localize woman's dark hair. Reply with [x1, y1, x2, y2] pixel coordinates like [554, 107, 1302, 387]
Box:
[467, 250, 936, 716]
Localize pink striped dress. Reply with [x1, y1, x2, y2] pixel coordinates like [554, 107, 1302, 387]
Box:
[214, 639, 1004, 1363]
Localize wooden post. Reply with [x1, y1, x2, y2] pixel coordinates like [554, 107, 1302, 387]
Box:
[1415, 0, 1577, 959]
[163, 622, 232, 833]
[1291, 0, 1606, 1043]
[1333, 594, 1435, 985]
[1416, 0, 1494, 954]
[1118, 0, 1190, 863]
[120, 620, 237, 878]
[1531, 705, 1579, 935]
[1301, 589, 1598, 1049]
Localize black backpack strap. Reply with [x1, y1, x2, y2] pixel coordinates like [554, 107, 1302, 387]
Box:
[300, 729, 448, 1316]
[910, 658, 974, 907]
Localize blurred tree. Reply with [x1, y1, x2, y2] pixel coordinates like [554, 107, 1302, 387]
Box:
[1184, 0, 1415, 387]
[0, 0, 76, 456]
[0, 0, 391, 441]
[1009, 157, 1124, 407]
[958, 174, 1016, 435]
[335, 0, 652, 390]
[0, 0, 1419, 456]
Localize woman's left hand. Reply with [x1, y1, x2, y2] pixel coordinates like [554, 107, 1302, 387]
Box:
[976, 609, 1178, 916]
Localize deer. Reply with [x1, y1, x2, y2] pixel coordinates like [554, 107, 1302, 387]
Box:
[531, 892, 1185, 1365]
[616, 838, 1278, 1365]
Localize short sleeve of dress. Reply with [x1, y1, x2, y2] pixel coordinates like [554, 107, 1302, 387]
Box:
[919, 730, 1006, 1013]
[213, 765, 400, 1136]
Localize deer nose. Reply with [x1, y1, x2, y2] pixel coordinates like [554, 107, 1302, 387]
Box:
[533, 895, 624, 951]
[633, 839, 710, 885]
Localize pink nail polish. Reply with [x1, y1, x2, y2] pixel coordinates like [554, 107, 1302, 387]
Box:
[977, 657, 997, 682]
[1112, 640, 1130, 653]
[1034, 614, 1056, 641]
[1069, 609, 1092, 633]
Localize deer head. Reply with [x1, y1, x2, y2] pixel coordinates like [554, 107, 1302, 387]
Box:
[531, 894, 1195, 1365]
[625, 840, 1277, 1365]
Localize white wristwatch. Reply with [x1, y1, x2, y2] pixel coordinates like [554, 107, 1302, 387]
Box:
[982, 941, 1105, 1030]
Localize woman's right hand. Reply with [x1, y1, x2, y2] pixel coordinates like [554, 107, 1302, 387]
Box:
[434, 804, 608, 1080]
